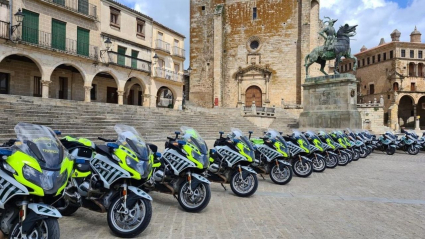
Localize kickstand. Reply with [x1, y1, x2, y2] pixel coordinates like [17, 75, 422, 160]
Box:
[220, 183, 227, 191]
[260, 174, 266, 180]
[173, 194, 178, 200]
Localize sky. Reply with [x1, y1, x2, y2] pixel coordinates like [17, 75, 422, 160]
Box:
[117, 0, 425, 66]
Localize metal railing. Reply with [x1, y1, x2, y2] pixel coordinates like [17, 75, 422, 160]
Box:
[155, 39, 170, 53]
[107, 51, 151, 73]
[41, 0, 97, 19]
[21, 26, 98, 60]
[154, 67, 183, 82]
[0, 21, 9, 39]
[172, 46, 185, 58]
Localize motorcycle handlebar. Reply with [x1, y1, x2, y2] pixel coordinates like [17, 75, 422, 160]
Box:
[98, 137, 115, 142]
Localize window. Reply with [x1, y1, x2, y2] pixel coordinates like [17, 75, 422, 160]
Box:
[378, 54, 381, 62]
[0, 73, 9, 94]
[250, 40, 259, 50]
[372, 56, 375, 63]
[362, 59, 365, 67]
[393, 82, 399, 91]
[137, 19, 145, 37]
[410, 50, 414, 58]
[253, 7, 257, 20]
[349, 63, 352, 70]
[388, 95, 390, 99]
[131, 50, 139, 69]
[52, 19, 66, 51]
[77, 27, 90, 56]
[201, 6, 205, 10]
[117, 46, 126, 66]
[419, 51, 423, 59]
[33, 76, 42, 97]
[174, 63, 179, 73]
[91, 84, 96, 100]
[401, 49, 406, 57]
[411, 82, 416, 91]
[390, 50, 394, 59]
[369, 84, 375, 95]
[367, 57, 370, 65]
[53, 0, 65, 6]
[22, 9, 39, 44]
[110, 7, 120, 27]
[383, 53, 387, 61]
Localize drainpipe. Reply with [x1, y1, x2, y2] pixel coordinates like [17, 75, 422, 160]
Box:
[9, 0, 13, 40]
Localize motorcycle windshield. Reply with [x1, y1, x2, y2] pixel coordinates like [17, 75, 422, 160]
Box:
[181, 126, 209, 168]
[231, 127, 255, 150]
[265, 129, 290, 154]
[293, 130, 311, 148]
[114, 124, 149, 161]
[306, 130, 324, 146]
[14, 123, 65, 169]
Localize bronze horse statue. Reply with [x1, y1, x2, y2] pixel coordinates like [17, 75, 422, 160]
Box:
[305, 24, 358, 77]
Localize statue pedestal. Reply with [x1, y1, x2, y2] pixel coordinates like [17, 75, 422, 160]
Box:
[299, 74, 361, 129]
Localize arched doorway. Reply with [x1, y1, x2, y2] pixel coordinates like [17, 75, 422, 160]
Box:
[409, 63, 415, 77]
[393, 82, 399, 91]
[92, 72, 119, 104]
[50, 64, 85, 100]
[124, 78, 144, 106]
[417, 96, 425, 128]
[245, 86, 262, 107]
[0, 54, 43, 97]
[157, 87, 174, 108]
[398, 95, 415, 127]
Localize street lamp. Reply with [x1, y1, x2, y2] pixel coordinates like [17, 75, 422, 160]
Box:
[100, 37, 113, 58]
[187, 66, 192, 75]
[153, 53, 159, 65]
[11, 9, 25, 38]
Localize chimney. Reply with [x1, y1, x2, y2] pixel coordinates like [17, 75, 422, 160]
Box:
[391, 29, 401, 42]
[410, 26, 421, 43]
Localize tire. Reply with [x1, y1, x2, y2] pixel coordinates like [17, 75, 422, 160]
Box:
[107, 196, 152, 238]
[325, 154, 338, 169]
[230, 171, 258, 197]
[407, 145, 419, 155]
[178, 181, 211, 213]
[359, 147, 367, 158]
[10, 218, 60, 239]
[54, 198, 80, 216]
[312, 155, 326, 172]
[270, 164, 293, 185]
[352, 149, 360, 161]
[292, 160, 313, 177]
[386, 146, 396, 155]
[338, 152, 349, 166]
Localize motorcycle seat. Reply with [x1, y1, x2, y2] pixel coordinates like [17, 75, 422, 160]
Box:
[96, 145, 112, 157]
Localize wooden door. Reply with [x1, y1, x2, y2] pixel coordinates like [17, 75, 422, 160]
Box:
[107, 87, 118, 104]
[128, 90, 134, 105]
[138, 91, 143, 106]
[0, 73, 9, 94]
[58, 77, 68, 99]
[245, 86, 262, 107]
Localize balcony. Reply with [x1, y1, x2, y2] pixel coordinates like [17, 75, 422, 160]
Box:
[107, 52, 151, 73]
[40, 0, 97, 19]
[0, 21, 9, 39]
[172, 46, 185, 59]
[155, 39, 170, 53]
[20, 26, 98, 60]
[154, 67, 183, 82]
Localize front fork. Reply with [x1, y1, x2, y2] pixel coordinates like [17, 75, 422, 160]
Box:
[18, 198, 28, 237]
[122, 181, 128, 210]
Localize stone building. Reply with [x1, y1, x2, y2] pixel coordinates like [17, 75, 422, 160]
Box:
[189, 0, 322, 108]
[0, 0, 185, 109]
[339, 27, 425, 130]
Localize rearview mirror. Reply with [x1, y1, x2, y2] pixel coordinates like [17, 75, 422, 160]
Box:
[177, 140, 186, 145]
[0, 148, 12, 157]
[54, 130, 62, 136]
[155, 152, 162, 158]
[106, 143, 119, 149]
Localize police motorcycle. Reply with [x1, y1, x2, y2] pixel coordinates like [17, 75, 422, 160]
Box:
[207, 128, 259, 197]
[374, 131, 397, 155]
[317, 130, 350, 167]
[0, 123, 74, 239]
[396, 131, 421, 155]
[417, 132, 425, 151]
[339, 130, 360, 161]
[142, 127, 211, 212]
[282, 130, 314, 178]
[356, 130, 374, 155]
[344, 128, 367, 158]
[361, 130, 379, 152]
[329, 131, 353, 164]
[55, 124, 153, 238]
[249, 129, 293, 185]
[304, 131, 338, 169]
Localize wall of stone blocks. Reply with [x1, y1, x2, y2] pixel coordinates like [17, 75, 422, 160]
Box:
[358, 106, 387, 133]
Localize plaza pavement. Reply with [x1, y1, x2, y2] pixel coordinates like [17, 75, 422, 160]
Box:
[60, 142, 425, 239]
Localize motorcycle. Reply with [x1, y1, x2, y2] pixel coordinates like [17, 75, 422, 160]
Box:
[141, 126, 211, 212]
[329, 131, 353, 165]
[249, 129, 293, 185]
[317, 130, 350, 166]
[0, 123, 73, 239]
[345, 128, 367, 159]
[283, 130, 314, 177]
[207, 128, 259, 197]
[356, 130, 374, 155]
[304, 130, 338, 169]
[56, 124, 153, 238]
[375, 131, 397, 155]
[396, 131, 421, 155]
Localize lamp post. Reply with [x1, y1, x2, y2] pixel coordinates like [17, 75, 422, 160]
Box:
[11, 9, 25, 39]
[100, 37, 113, 58]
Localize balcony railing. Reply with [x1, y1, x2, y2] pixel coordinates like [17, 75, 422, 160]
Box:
[172, 46, 185, 58]
[21, 26, 98, 60]
[155, 39, 170, 53]
[107, 51, 151, 73]
[41, 0, 97, 19]
[154, 67, 183, 82]
[0, 21, 9, 39]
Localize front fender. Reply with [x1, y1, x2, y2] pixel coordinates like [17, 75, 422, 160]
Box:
[241, 166, 257, 175]
[300, 156, 312, 163]
[28, 203, 62, 218]
[328, 151, 338, 156]
[128, 186, 152, 201]
[190, 173, 210, 191]
[277, 160, 292, 167]
[125, 186, 152, 208]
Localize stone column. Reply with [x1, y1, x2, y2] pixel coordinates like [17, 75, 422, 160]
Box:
[117, 90, 124, 105]
[213, 7, 223, 107]
[265, 74, 270, 103]
[415, 64, 418, 77]
[414, 104, 421, 131]
[41, 80, 51, 99]
[84, 86, 92, 103]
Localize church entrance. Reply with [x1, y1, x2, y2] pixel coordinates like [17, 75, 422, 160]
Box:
[245, 86, 262, 107]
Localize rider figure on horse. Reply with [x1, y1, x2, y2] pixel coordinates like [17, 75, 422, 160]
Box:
[319, 17, 338, 52]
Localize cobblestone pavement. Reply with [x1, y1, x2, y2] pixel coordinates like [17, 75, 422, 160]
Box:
[60, 146, 425, 239]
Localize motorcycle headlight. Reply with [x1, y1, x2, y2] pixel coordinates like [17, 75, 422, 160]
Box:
[22, 165, 68, 194]
[3, 162, 16, 174]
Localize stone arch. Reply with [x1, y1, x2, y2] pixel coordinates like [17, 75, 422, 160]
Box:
[245, 85, 263, 107]
[124, 77, 146, 106]
[398, 94, 415, 127]
[51, 62, 88, 82]
[156, 86, 175, 108]
[91, 70, 121, 104]
[0, 53, 45, 76]
[417, 96, 425, 127]
[92, 70, 120, 88]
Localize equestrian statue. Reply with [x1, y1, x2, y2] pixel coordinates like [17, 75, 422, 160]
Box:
[305, 17, 358, 78]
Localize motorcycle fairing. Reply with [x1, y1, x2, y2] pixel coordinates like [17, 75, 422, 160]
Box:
[215, 146, 249, 167]
[0, 169, 29, 209]
[255, 144, 284, 162]
[90, 154, 131, 189]
[161, 148, 197, 175]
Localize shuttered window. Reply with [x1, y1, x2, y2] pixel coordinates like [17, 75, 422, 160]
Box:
[77, 27, 90, 56]
[53, 0, 65, 6]
[117, 46, 126, 66]
[131, 50, 138, 69]
[22, 9, 39, 44]
[52, 19, 66, 51]
[78, 0, 89, 15]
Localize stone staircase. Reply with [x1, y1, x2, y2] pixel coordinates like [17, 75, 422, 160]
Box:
[0, 95, 298, 143]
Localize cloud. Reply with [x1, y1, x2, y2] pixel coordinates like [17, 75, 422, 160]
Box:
[321, 0, 425, 53]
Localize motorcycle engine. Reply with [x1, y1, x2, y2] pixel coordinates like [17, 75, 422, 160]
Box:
[0, 207, 18, 234]
[208, 163, 219, 173]
[153, 170, 164, 182]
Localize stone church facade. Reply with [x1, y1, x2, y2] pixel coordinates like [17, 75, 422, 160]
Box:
[189, 0, 322, 108]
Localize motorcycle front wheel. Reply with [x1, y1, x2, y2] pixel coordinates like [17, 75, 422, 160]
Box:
[352, 149, 360, 161]
[359, 147, 367, 158]
[10, 218, 60, 239]
[407, 145, 419, 155]
[292, 160, 313, 177]
[230, 171, 258, 197]
[326, 154, 338, 168]
[312, 156, 326, 172]
[107, 196, 152, 238]
[338, 152, 349, 166]
[178, 181, 211, 213]
[270, 164, 292, 185]
[386, 146, 396, 155]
